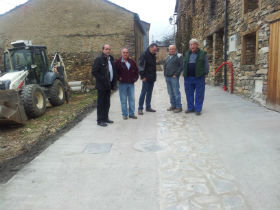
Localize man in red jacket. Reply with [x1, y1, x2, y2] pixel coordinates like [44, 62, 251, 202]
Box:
[115, 48, 139, 120]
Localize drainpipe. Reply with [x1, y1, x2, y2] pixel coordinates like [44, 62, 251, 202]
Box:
[223, 0, 228, 90]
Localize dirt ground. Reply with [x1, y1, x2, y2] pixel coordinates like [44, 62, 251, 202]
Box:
[0, 91, 97, 182]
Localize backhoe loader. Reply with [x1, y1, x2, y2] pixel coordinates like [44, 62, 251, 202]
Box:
[0, 40, 69, 124]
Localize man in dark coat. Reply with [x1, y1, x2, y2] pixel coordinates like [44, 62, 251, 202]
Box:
[92, 44, 117, 127]
[115, 48, 139, 120]
[138, 43, 158, 115]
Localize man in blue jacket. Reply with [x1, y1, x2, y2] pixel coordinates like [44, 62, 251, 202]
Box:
[138, 43, 158, 115]
[184, 39, 209, 115]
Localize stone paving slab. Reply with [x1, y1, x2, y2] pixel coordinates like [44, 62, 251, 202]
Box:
[84, 143, 113, 154]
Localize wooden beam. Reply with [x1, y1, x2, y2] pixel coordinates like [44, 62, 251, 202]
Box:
[266, 11, 280, 23]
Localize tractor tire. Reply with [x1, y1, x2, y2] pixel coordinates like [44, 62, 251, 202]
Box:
[21, 84, 47, 118]
[49, 79, 65, 106]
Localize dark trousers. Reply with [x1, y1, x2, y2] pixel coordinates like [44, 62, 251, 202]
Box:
[97, 89, 111, 123]
[138, 81, 154, 110]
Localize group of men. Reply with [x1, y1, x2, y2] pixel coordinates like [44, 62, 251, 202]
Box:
[92, 39, 209, 127]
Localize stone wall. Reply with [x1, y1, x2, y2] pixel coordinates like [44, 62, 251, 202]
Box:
[134, 20, 145, 64]
[55, 52, 100, 86]
[175, 0, 280, 107]
[0, 0, 146, 85]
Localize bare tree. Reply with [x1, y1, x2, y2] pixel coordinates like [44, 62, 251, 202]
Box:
[159, 32, 175, 46]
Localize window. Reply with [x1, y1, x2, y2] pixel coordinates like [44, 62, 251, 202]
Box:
[214, 29, 224, 65]
[244, 0, 259, 14]
[206, 35, 213, 63]
[4, 52, 11, 72]
[242, 32, 257, 65]
[6, 49, 31, 72]
[209, 0, 216, 19]
[33, 51, 44, 83]
[192, 0, 195, 15]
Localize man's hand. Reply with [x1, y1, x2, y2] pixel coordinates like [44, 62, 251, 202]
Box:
[173, 75, 177, 78]
[119, 77, 122, 81]
[142, 77, 147, 82]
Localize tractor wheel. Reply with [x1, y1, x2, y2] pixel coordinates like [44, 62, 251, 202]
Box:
[21, 84, 46, 118]
[49, 79, 65, 106]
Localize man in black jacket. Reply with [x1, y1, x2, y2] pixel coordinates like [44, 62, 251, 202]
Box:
[92, 44, 117, 127]
[138, 43, 158, 115]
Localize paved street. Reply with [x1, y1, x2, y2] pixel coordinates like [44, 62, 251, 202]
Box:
[0, 72, 280, 210]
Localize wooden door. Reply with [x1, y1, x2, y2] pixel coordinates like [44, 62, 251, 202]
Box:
[267, 21, 280, 111]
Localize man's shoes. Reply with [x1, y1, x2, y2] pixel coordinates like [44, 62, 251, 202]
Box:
[138, 110, 144, 115]
[146, 108, 156, 112]
[195, 112, 201, 116]
[123, 116, 128, 120]
[167, 107, 176, 111]
[173, 108, 182, 113]
[97, 122, 107, 127]
[185, 110, 194, 114]
[129, 115, 137, 119]
[105, 119, 114, 123]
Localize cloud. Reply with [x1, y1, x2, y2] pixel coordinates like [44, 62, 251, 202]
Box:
[0, 0, 28, 15]
[109, 0, 176, 41]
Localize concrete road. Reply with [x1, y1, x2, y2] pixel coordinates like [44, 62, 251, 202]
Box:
[0, 72, 280, 210]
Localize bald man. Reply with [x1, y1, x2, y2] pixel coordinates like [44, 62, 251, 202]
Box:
[164, 45, 183, 113]
[115, 48, 139, 119]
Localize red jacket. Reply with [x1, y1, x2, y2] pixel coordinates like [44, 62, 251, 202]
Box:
[115, 57, 139, 83]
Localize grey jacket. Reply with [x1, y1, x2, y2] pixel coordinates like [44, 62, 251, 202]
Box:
[164, 53, 184, 77]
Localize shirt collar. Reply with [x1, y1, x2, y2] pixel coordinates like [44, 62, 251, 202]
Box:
[102, 53, 110, 59]
[121, 57, 129, 63]
[190, 48, 199, 54]
[169, 53, 176, 57]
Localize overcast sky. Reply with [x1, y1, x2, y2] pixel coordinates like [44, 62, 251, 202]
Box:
[0, 0, 28, 15]
[0, 0, 176, 42]
[109, 0, 176, 42]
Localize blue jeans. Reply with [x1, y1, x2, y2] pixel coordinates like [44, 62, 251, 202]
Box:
[118, 83, 135, 116]
[138, 81, 154, 110]
[184, 76, 205, 112]
[165, 76, 182, 108]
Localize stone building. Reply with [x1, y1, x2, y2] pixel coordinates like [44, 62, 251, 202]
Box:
[142, 21, 151, 51]
[175, 0, 280, 111]
[0, 0, 149, 85]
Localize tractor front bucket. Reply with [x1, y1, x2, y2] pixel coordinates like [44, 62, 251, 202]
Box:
[0, 90, 27, 125]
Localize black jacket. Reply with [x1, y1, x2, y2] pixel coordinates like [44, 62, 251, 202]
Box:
[138, 48, 157, 82]
[92, 53, 117, 90]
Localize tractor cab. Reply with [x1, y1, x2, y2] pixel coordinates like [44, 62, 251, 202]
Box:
[4, 40, 50, 85]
